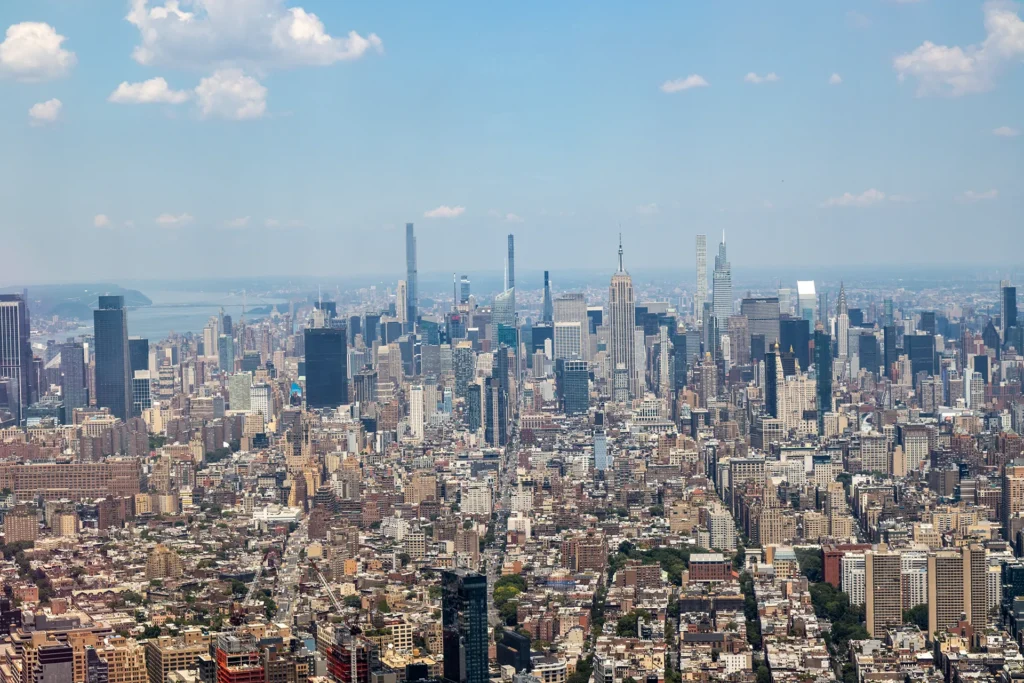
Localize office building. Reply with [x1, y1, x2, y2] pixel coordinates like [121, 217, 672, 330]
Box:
[552, 322, 583, 361]
[712, 232, 732, 322]
[146, 631, 212, 683]
[554, 293, 589, 360]
[305, 327, 348, 409]
[93, 296, 132, 421]
[836, 284, 849, 360]
[4, 505, 38, 543]
[608, 238, 640, 398]
[460, 275, 471, 305]
[695, 235, 707, 324]
[128, 337, 149, 374]
[409, 385, 424, 442]
[406, 223, 418, 330]
[814, 330, 832, 434]
[132, 371, 152, 415]
[442, 570, 488, 683]
[229, 373, 252, 412]
[1003, 283, 1018, 344]
[541, 271, 553, 323]
[396, 280, 408, 325]
[865, 550, 902, 637]
[562, 359, 588, 416]
[484, 377, 507, 447]
[60, 342, 88, 415]
[0, 295, 33, 423]
[594, 411, 609, 471]
[779, 316, 810, 371]
[741, 297, 781, 350]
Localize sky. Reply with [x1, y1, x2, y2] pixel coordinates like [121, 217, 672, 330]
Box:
[0, 0, 1022, 285]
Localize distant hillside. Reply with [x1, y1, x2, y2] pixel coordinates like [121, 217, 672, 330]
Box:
[0, 284, 152, 321]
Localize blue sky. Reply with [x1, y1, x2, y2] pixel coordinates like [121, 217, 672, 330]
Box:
[1, 0, 1021, 285]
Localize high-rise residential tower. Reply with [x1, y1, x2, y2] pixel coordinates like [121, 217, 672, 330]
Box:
[814, 329, 832, 434]
[93, 295, 132, 421]
[406, 223, 418, 330]
[60, 342, 88, 415]
[0, 294, 33, 424]
[608, 237, 640, 398]
[712, 232, 732, 322]
[695, 235, 707, 324]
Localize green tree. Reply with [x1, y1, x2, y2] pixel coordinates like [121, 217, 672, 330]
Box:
[903, 604, 928, 630]
[756, 665, 771, 683]
[795, 548, 823, 583]
[615, 609, 650, 638]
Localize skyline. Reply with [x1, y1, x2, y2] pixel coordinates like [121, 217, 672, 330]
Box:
[1, 0, 1022, 282]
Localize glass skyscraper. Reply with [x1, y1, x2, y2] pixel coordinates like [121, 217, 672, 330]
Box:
[93, 295, 132, 421]
[0, 294, 33, 424]
[304, 326, 348, 409]
[442, 570, 489, 683]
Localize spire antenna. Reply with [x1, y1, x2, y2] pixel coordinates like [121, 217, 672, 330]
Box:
[618, 232, 624, 272]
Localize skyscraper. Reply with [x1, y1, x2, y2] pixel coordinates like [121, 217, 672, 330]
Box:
[305, 326, 348, 409]
[442, 570, 489, 683]
[562, 359, 589, 416]
[740, 297, 781, 349]
[541, 271, 553, 323]
[93, 295, 132, 421]
[864, 550, 902, 637]
[797, 281, 817, 324]
[608, 237, 640, 399]
[409, 385, 424, 442]
[928, 545, 988, 635]
[506, 234, 515, 292]
[485, 376, 508, 446]
[396, 280, 409, 325]
[695, 235, 707, 324]
[406, 222, 418, 330]
[554, 293, 589, 360]
[0, 294, 33, 424]
[712, 232, 732, 322]
[218, 334, 234, 373]
[128, 337, 149, 375]
[60, 342, 87, 415]
[594, 410, 609, 471]
[836, 283, 850, 361]
[460, 275, 471, 305]
[814, 329, 832, 434]
[1003, 283, 1018, 344]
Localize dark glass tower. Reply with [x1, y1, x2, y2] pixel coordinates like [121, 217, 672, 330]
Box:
[858, 333, 880, 377]
[1003, 285, 1018, 343]
[542, 271, 553, 323]
[562, 359, 589, 416]
[466, 383, 482, 432]
[0, 294, 33, 423]
[406, 223, 418, 330]
[779, 316, 810, 371]
[442, 570, 489, 683]
[764, 344, 779, 418]
[93, 295, 132, 421]
[304, 326, 348, 409]
[128, 337, 149, 374]
[484, 376, 508, 446]
[882, 325, 897, 380]
[814, 330, 832, 434]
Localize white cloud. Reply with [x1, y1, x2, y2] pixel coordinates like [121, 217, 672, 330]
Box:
[504, 213, 524, 223]
[0, 22, 76, 82]
[109, 76, 191, 104]
[821, 188, 887, 208]
[93, 214, 111, 228]
[894, 1, 1024, 96]
[635, 203, 659, 215]
[960, 189, 999, 202]
[424, 205, 465, 219]
[660, 75, 709, 93]
[125, 0, 382, 69]
[28, 98, 61, 125]
[194, 69, 266, 119]
[224, 216, 250, 228]
[264, 218, 303, 229]
[993, 125, 1020, 137]
[744, 71, 779, 84]
[156, 212, 195, 226]
[829, 73, 843, 85]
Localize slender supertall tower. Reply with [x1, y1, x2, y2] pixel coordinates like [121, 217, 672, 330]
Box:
[695, 235, 708, 324]
[712, 231, 732, 322]
[609, 235, 640, 398]
[837, 282, 850, 360]
[506, 234, 516, 315]
[405, 222, 418, 330]
[542, 271, 553, 323]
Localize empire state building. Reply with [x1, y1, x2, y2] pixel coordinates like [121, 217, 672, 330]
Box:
[608, 237, 641, 399]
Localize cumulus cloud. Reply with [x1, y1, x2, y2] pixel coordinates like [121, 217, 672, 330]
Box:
[0, 22, 76, 81]
[93, 214, 111, 228]
[894, 1, 1024, 96]
[744, 72, 779, 84]
[424, 205, 465, 219]
[28, 99, 61, 125]
[635, 203, 659, 215]
[993, 125, 1020, 137]
[660, 75, 709, 93]
[504, 213, 524, 223]
[224, 216, 250, 228]
[194, 69, 267, 119]
[125, 0, 382, 69]
[829, 73, 843, 85]
[156, 212, 195, 226]
[821, 188, 888, 208]
[109, 76, 191, 104]
[960, 189, 999, 202]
